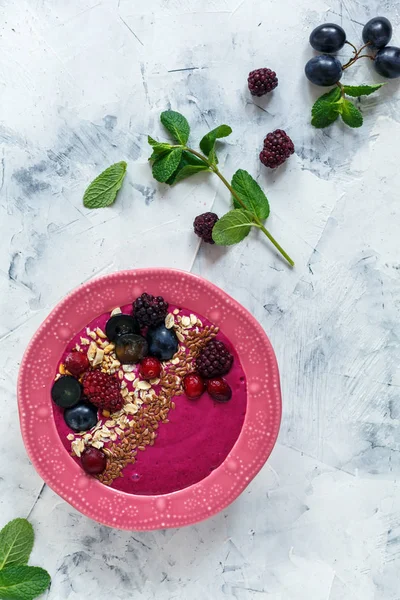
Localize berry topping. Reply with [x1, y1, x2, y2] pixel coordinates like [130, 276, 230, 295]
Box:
[64, 351, 89, 377]
[309, 23, 346, 53]
[64, 402, 98, 432]
[81, 447, 107, 475]
[363, 17, 392, 49]
[247, 68, 278, 96]
[115, 333, 148, 364]
[207, 378, 232, 403]
[51, 375, 82, 408]
[140, 356, 162, 380]
[105, 314, 140, 342]
[260, 129, 295, 169]
[133, 293, 168, 328]
[304, 55, 342, 87]
[147, 324, 179, 361]
[195, 339, 234, 379]
[82, 370, 123, 412]
[183, 373, 205, 399]
[193, 212, 219, 244]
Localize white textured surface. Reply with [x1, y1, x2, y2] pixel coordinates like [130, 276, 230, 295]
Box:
[1, 0, 400, 598]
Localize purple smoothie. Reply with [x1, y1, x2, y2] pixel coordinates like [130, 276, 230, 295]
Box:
[53, 304, 247, 495]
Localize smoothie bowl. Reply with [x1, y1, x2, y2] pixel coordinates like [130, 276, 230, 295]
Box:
[18, 269, 281, 529]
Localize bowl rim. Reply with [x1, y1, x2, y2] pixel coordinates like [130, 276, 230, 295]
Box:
[18, 268, 281, 530]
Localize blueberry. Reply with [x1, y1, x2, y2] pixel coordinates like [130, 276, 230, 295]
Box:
[147, 324, 179, 361]
[309, 23, 346, 53]
[363, 17, 392, 49]
[64, 402, 98, 432]
[115, 333, 148, 364]
[305, 55, 342, 86]
[105, 314, 140, 342]
[374, 46, 400, 78]
[51, 375, 82, 408]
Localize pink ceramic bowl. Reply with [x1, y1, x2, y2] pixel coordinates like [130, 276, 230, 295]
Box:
[18, 269, 281, 530]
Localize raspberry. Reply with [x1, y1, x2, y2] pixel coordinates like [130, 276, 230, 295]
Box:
[207, 378, 232, 402]
[64, 351, 89, 377]
[193, 212, 219, 244]
[140, 357, 162, 380]
[248, 68, 278, 97]
[260, 129, 295, 169]
[195, 339, 233, 379]
[183, 373, 205, 399]
[133, 293, 168, 328]
[82, 370, 123, 413]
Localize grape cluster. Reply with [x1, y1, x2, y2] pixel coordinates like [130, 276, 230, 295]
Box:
[305, 17, 400, 86]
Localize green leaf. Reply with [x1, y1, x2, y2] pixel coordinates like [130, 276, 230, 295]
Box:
[231, 169, 270, 221]
[341, 99, 363, 128]
[166, 151, 209, 185]
[160, 111, 190, 145]
[0, 566, 50, 600]
[83, 161, 127, 209]
[147, 136, 172, 160]
[152, 148, 183, 183]
[0, 520, 34, 571]
[343, 83, 385, 97]
[311, 87, 342, 129]
[212, 209, 254, 245]
[199, 125, 232, 158]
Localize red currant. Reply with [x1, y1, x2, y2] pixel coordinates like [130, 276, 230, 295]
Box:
[183, 373, 205, 399]
[207, 378, 232, 402]
[81, 447, 107, 475]
[65, 351, 89, 377]
[140, 356, 162, 380]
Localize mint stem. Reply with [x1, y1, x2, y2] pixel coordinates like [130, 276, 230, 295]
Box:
[184, 146, 294, 266]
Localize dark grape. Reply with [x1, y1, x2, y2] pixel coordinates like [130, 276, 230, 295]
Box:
[310, 23, 346, 53]
[374, 46, 400, 78]
[363, 17, 392, 49]
[305, 55, 342, 86]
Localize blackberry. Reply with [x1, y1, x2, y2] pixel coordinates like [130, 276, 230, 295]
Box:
[248, 68, 278, 96]
[82, 370, 123, 412]
[133, 293, 168, 327]
[260, 129, 295, 169]
[193, 212, 219, 244]
[195, 339, 233, 379]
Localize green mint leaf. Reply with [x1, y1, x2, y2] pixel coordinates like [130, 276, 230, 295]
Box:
[212, 209, 254, 245]
[343, 83, 385, 97]
[231, 169, 270, 221]
[199, 125, 232, 157]
[83, 161, 127, 209]
[311, 87, 342, 129]
[0, 520, 34, 570]
[0, 566, 50, 600]
[160, 111, 190, 145]
[208, 146, 218, 165]
[152, 148, 183, 183]
[148, 136, 172, 160]
[340, 99, 363, 128]
[166, 151, 209, 185]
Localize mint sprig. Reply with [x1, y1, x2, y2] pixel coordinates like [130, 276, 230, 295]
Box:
[148, 110, 294, 266]
[311, 83, 383, 129]
[0, 519, 51, 600]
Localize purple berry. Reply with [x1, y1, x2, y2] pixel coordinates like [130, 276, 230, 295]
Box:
[193, 212, 219, 244]
[248, 68, 278, 97]
[196, 339, 233, 379]
[260, 130, 295, 169]
[133, 293, 168, 328]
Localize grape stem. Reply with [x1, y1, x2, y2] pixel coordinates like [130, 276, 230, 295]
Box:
[342, 41, 373, 70]
[183, 146, 294, 267]
[345, 40, 358, 54]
